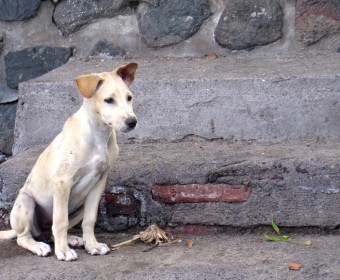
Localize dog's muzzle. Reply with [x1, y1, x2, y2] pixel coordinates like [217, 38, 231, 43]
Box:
[125, 117, 137, 131]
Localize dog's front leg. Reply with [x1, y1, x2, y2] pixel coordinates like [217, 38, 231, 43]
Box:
[82, 177, 110, 255]
[52, 181, 78, 261]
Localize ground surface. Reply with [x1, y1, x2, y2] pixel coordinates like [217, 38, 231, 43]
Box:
[0, 229, 339, 280]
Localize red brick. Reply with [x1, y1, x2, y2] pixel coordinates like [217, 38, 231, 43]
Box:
[101, 193, 140, 216]
[152, 184, 251, 203]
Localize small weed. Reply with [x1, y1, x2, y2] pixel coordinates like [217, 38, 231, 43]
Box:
[262, 215, 313, 246]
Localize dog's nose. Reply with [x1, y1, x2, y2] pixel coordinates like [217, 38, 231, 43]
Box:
[126, 117, 137, 129]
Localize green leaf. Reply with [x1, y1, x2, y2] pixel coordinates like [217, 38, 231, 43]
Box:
[263, 233, 281, 242]
[282, 235, 290, 240]
[271, 215, 280, 235]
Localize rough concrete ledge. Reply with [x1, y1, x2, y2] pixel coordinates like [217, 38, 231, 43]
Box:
[13, 54, 340, 154]
[1, 140, 339, 230]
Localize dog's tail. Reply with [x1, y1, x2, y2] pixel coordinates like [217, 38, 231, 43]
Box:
[0, 229, 17, 239]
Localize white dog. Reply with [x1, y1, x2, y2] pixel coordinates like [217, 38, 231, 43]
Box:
[0, 62, 138, 261]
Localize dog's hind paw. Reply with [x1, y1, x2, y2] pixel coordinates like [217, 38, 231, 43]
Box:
[55, 249, 78, 261]
[67, 235, 84, 247]
[36, 242, 52, 257]
[86, 242, 110, 256]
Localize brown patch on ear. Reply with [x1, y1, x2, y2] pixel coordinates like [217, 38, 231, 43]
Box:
[115, 62, 138, 86]
[74, 74, 103, 98]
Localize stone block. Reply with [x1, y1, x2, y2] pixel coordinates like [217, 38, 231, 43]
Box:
[53, 0, 134, 36]
[87, 40, 126, 61]
[0, 102, 17, 155]
[5, 46, 72, 89]
[0, 85, 18, 104]
[137, 0, 211, 48]
[215, 0, 283, 50]
[296, 0, 340, 46]
[0, 0, 41, 21]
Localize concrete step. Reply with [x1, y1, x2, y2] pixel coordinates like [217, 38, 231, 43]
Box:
[13, 54, 340, 154]
[2, 54, 339, 230]
[1, 140, 339, 230]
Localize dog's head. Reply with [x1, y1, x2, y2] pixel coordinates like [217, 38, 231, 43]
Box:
[74, 62, 138, 132]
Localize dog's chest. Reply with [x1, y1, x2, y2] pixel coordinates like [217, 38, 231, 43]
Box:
[88, 149, 110, 174]
[69, 148, 110, 210]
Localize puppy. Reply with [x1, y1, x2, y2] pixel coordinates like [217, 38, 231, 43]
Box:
[0, 62, 138, 261]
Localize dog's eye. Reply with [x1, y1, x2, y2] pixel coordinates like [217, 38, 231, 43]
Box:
[127, 95, 133, 102]
[104, 98, 115, 104]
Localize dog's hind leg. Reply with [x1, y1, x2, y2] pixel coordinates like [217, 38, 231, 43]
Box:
[10, 192, 51, 256]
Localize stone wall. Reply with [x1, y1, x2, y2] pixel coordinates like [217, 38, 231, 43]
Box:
[0, 0, 340, 154]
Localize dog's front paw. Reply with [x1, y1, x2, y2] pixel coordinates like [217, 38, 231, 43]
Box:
[85, 242, 110, 256]
[55, 248, 78, 261]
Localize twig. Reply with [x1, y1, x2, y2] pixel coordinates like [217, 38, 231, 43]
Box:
[143, 239, 183, 252]
[110, 224, 190, 252]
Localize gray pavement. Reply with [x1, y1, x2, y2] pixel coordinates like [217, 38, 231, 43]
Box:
[0, 229, 339, 280]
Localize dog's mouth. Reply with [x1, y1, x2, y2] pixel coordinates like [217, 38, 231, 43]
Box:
[107, 117, 137, 132]
[122, 126, 136, 133]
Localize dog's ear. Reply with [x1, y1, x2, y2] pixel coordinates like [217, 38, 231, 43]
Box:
[115, 62, 138, 86]
[74, 74, 103, 98]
